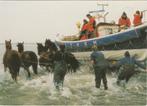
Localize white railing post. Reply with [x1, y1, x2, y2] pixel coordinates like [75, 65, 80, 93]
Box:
[142, 10, 147, 23]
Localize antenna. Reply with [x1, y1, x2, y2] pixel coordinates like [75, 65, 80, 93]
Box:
[89, 3, 109, 22]
[89, 3, 108, 13]
[97, 3, 108, 12]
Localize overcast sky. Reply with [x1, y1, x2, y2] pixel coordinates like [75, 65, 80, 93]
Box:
[0, 1, 147, 43]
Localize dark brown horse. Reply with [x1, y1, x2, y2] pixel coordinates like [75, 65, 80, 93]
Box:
[3, 40, 21, 81]
[45, 39, 58, 53]
[37, 43, 54, 72]
[45, 39, 80, 73]
[64, 52, 80, 73]
[37, 43, 48, 55]
[45, 40, 80, 89]
[17, 42, 38, 78]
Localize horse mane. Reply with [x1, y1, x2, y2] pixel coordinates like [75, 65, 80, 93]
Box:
[64, 52, 80, 72]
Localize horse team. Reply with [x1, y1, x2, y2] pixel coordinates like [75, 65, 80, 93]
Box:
[3, 39, 80, 82]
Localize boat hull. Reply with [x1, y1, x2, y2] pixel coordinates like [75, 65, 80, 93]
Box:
[57, 23, 147, 52]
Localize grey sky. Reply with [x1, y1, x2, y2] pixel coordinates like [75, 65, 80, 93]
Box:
[0, 1, 147, 43]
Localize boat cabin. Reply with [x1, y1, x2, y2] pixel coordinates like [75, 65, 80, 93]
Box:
[96, 23, 120, 37]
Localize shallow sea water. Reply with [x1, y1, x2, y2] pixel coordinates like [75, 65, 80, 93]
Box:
[0, 44, 146, 105]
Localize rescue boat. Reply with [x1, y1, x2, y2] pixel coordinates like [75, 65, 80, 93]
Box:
[56, 22, 147, 52]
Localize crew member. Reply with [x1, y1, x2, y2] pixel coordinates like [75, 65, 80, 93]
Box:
[53, 44, 67, 90]
[79, 19, 88, 40]
[87, 14, 96, 38]
[112, 51, 146, 85]
[133, 10, 143, 26]
[118, 12, 131, 29]
[90, 44, 109, 90]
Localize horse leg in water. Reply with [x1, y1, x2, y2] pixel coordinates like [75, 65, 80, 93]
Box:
[32, 63, 38, 75]
[3, 53, 7, 72]
[24, 67, 31, 78]
[9, 67, 18, 82]
[30, 52, 38, 75]
[125, 70, 135, 83]
[46, 66, 53, 73]
[117, 74, 125, 85]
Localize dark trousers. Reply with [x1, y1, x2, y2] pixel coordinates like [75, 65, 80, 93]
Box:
[53, 62, 67, 89]
[94, 67, 108, 89]
[88, 31, 94, 39]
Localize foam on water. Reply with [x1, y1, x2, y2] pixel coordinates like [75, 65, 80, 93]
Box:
[0, 44, 146, 105]
[0, 65, 146, 105]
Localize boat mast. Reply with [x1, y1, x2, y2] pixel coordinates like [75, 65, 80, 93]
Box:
[89, 3, 108, 22]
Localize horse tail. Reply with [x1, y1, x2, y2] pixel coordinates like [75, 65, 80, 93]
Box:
[30, 51, 38, 74]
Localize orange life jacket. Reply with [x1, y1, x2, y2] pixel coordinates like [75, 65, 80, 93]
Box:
[81, 23, 88, 31]
[133, 14, 142, 26]
[118, 18, 131, 27]
[87, 23, 94, 32]
[89, 17, 95, 24]
[89, 17, 96, 28]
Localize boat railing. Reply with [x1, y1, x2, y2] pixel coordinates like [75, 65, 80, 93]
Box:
[142, 10, 147, 23]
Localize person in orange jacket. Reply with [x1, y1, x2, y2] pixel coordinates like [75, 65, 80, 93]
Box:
[79, 19, 88, 40]
[133, 10, 143, 26]
[86, 14, 96, 38]
[118, 12, 131, 29]
[87, 14, 96, 29]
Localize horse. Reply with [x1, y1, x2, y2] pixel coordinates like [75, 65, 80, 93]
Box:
[45, 40, 80, 89]
[45, 39, 58, 53]
[37, 43, 54, 72]
[64, 52, 80, 73]
[3, 40, 21, 81]
[36, 43, 48, 55]
[17, 42, 38, 78]
[44, 39, 80, 73]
